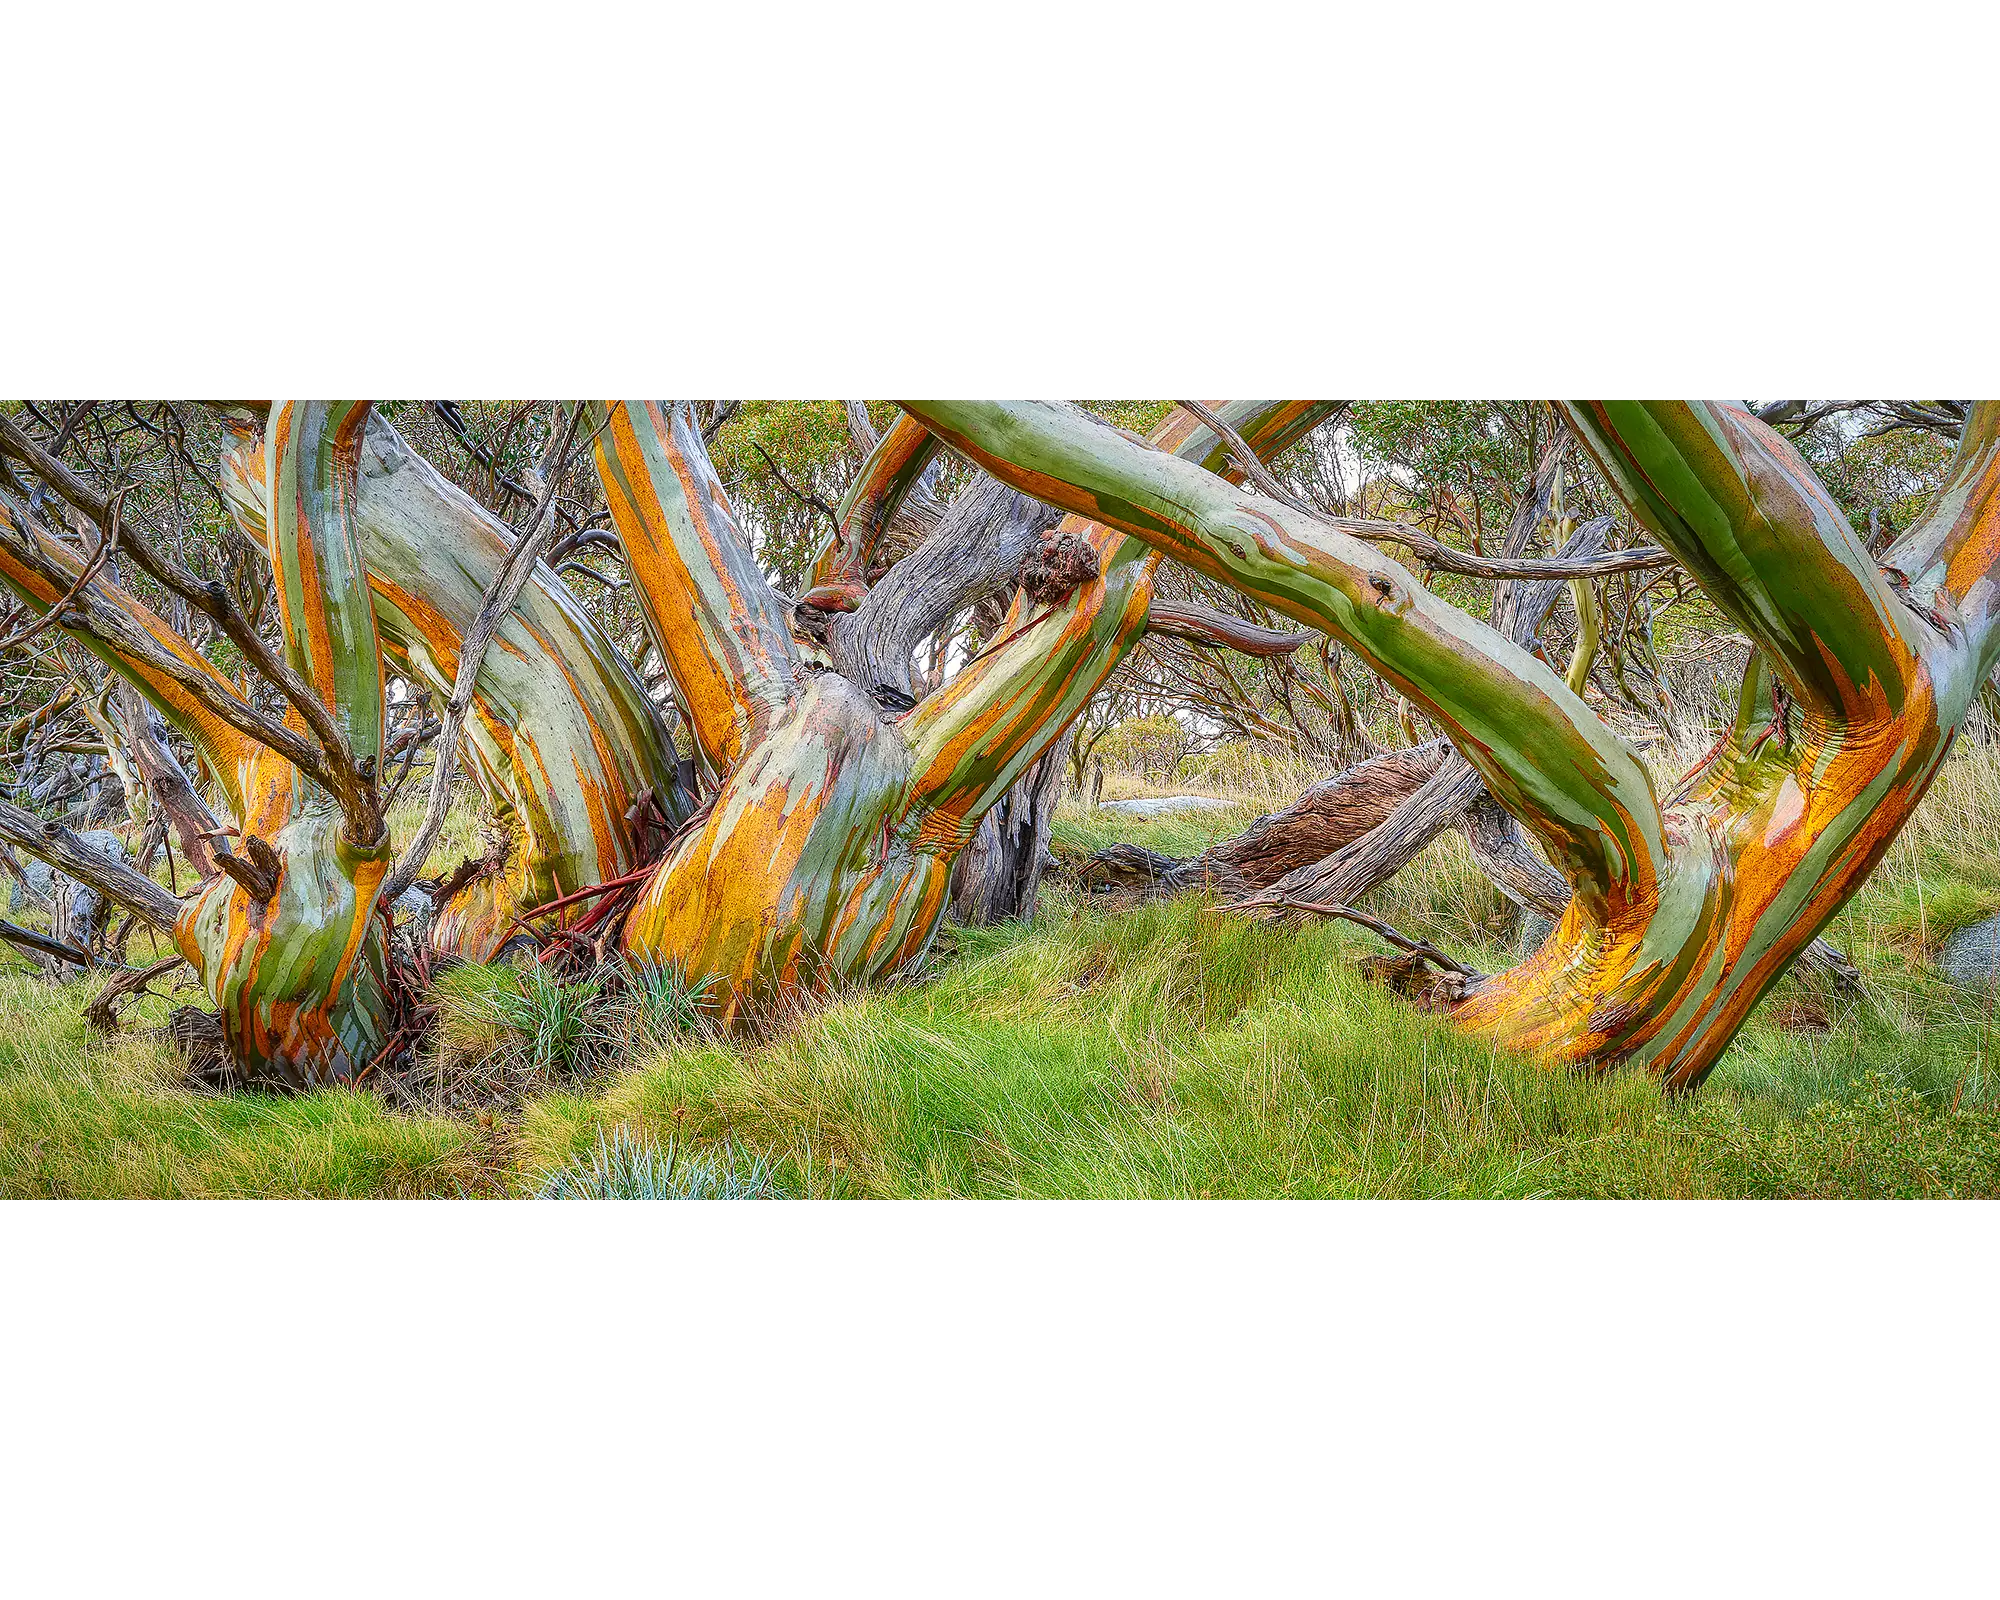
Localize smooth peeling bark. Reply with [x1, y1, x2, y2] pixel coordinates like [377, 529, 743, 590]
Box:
[906, 398, 1995, 1090]
[599, 400, 1333, 1016]
[587, 401, 800, 776]
[1112, 453, 1579, 912]
[618, 519, 1158, 1011]
[825, 402, 1333, 707]
[801, 412, 945, 609]
[900, 401, 1665, 927]
[217, 410, 683, 958]
[175, 402, 396, 1087]
[1453, 400, 1976, 1086]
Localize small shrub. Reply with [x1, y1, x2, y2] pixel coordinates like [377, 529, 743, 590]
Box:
[1667, 1072, 2000, 1199]
[534, 1124, 784, 1200]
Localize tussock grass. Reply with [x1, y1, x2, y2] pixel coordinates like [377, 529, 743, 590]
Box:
[535, 1124, 785, 1200]
[0, 970, 485, 1198]
[6, 745, 2000, 1199]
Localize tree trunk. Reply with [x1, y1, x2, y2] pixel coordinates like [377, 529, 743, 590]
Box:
[950, 745, 1062, 924]
[591, 400, 1336, 1021]
[216, 407, 684, 961]
[1080, 741, 1450, 897]
[904, 398, 1997, 1090]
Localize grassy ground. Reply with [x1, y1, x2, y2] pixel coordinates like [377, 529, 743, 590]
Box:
[5, 747, 2000, 1199]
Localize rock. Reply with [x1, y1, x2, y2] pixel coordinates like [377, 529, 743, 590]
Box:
[9, 829, 128, 912]
[1097, 796, 1239, 818]
[1516, 910, 1556, 957]
[1939, 914, 2000, 990]
[390, 887, 432, 918]
[9, 858, 52, 911]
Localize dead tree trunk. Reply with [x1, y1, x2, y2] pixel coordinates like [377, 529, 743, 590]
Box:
[1080, 741, 1451, 897]
[949, 745, 1063, 924]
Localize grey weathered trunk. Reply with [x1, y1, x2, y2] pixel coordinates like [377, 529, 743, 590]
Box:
[827, 477, 1058, 703]
[949, 746, 1063, 925]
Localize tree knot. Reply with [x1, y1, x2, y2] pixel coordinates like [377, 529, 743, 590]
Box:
[1019, 532, 1101, 605]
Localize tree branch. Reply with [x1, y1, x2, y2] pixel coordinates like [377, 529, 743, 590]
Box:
[1564, 401, 1918, 722]
[901, 400, 1664, 921]
[587, 401, 801, 775]
[1144, 598, 1310, 656]
[0, 797, 182, 932]
[383, 404, 586, 901]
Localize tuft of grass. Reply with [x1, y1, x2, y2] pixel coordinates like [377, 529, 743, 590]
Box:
[0, 969, 483, 1198]
[428, 962, 522, 1069]
[10, 741, 2000, 1199]
[617, 960, 721, 1048]
[489, 967, 607, 1080]
[533, 1123, 784, 1200]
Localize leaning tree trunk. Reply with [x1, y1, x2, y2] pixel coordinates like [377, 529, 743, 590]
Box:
[903, 398, 2000, 1090]
[587, 399, 1337, 1021]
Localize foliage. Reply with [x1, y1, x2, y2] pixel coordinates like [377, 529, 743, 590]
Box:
[708, 400, 865, 591]
[487, 966, 609, 1080]
[1093, 713, 1196, 783]
[1789, 412, 1954, 542]
[1663, 1073, 2000, 1199]
[532, 1123, 784, 1200]
[1345, 400, 1572, 541]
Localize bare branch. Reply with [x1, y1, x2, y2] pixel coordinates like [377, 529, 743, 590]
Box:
[1144, 598, 1310, 657]
[1251, 895, 1480, 977]
[0, 797, 182, 932]
[0, 917, 94, 969]
[382, 404, 588, 902]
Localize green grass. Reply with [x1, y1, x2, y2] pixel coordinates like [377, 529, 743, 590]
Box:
[5, 750, 2000, 1199]
[1048, 796, 1263, 864]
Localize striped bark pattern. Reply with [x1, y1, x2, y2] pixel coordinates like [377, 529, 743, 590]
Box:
[4, 395, 1330, 1073]
[590, 400, 1335, 1019]
[176, 402, 394, 1085]
[900, 399, 2000, 1089]
[216, 410, 683, 960]
[18, 392, 1967, 1097]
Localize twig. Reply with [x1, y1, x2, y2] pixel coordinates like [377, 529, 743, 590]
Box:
[1144, 598, 1310, 656]
[0, 413, 379, 839]
[0, 485, 128, 655]
[1233, 894, 1480, 977]
[752, 442, 841, 533]
[1175, 400, 1319, 513]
